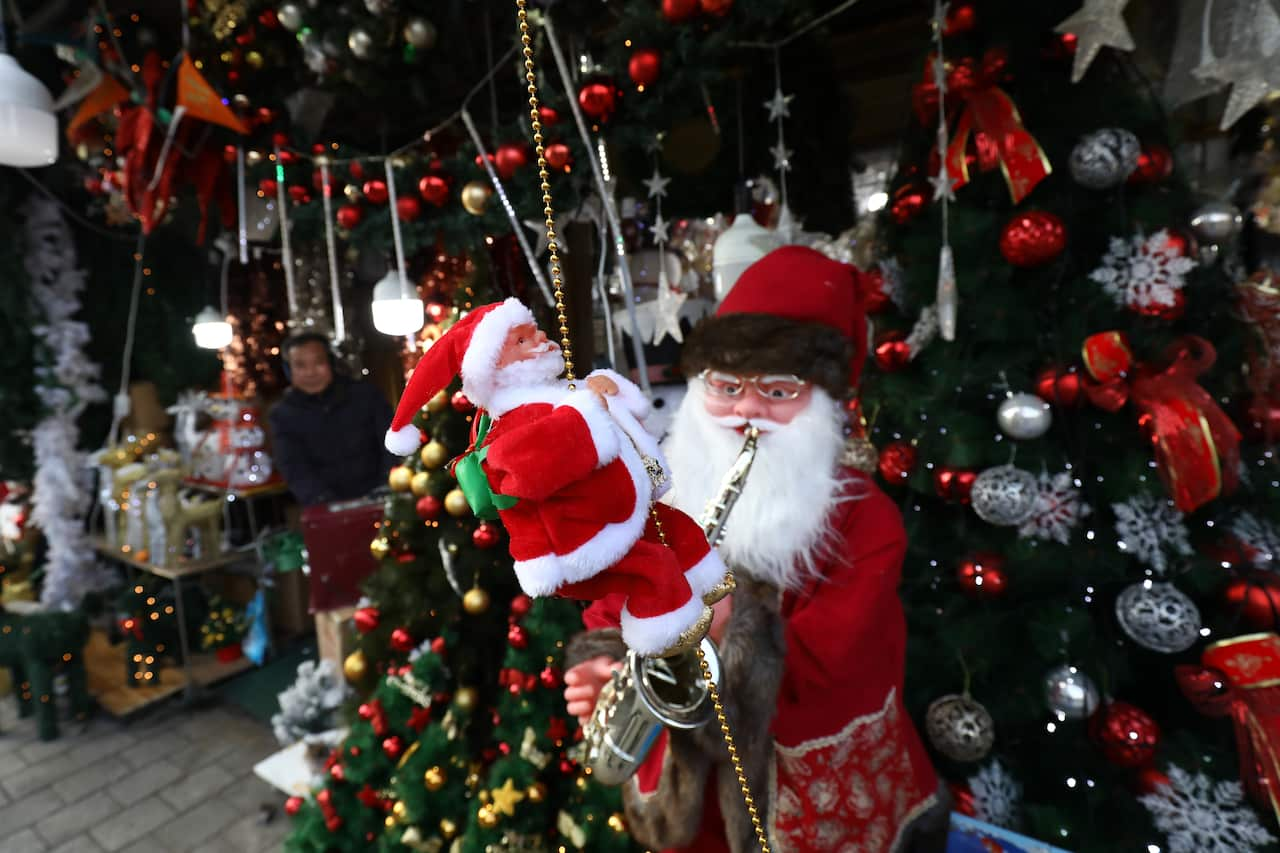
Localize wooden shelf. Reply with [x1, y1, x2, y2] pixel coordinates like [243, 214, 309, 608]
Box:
[90, 537, 248, 580]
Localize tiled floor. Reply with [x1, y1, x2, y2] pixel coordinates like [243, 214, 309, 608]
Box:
[0, 696, 289, 853]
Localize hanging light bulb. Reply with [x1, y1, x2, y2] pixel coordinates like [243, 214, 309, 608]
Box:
[0, 11, 57, 168]
[371, 270, 424, 336]
[191, 306, 233, 349]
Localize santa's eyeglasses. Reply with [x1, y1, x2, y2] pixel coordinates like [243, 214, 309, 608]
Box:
[699, 370, 808, 401]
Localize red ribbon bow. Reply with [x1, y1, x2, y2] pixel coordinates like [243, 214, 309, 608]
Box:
[911, 47, 1051, 204]
[1081, 332, 1240, 513]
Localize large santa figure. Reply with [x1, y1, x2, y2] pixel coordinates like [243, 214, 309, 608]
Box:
[564, 247, 949, 852]
[384, 298, 727, 657]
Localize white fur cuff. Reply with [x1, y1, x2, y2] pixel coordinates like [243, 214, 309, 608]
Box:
[683, 549, 726, 599]
[620, 594, 705, 657]
[588, 368, 650, 420]
[385, 425, 422, 457]
[513, 553, 562, 597]
[557, 389, 621, 465]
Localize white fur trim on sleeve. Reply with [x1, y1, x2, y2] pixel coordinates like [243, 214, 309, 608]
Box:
[619, 595, 706, 657]
[588, 368, 650, 420]
[385, 424, 423, 457]
[683, 548, 726, 601]
[557, 389, 621, 466]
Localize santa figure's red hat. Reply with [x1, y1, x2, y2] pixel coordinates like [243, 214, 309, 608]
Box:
[385, 298, 536, 456]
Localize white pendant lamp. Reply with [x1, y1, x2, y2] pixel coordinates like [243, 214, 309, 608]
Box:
[192, 306, 233, 350]
[371, 270, 424, 337]
[0, 44, 58, 167]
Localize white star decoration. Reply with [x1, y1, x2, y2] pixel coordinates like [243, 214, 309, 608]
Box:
[1191, 0, 1280, 130]
[1054, 0, 1135, 84]
[929, 168, 955, 202]
[652, 213, 670, 245]
[764, 88, 794, 122]
[643, 168, 670, 199]
[770, 141, 793, 172]
[522, 218, 568, 256]
[645, 132, 666, 155]
[651, 273, 687, 346]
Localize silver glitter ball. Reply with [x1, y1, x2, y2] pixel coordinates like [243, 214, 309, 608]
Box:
[276, 2, 304, 32]
[1069, 128, 1140, 190]
[925, 694, 995, 763]
[1189, 201, 1243, 244]
[403, 17, 437, 50]
[1115, 581, 1201, 654]
[347, 27, 374, 60]
[997, 392, 1053, 440]
[971, 465, 1038, 526]
[1043, 664, 1100, 719]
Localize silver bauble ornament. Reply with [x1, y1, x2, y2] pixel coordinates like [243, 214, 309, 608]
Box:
[1189, 201, 1243, 244]
[347, 27, 374, 60]
[1069, 128, 1140, 190]
[277, 2, 304, 32]
[1043, 664, 1100, 719]
[971, 465, 1038, 526]
[1198, 242, 1221, 266]
[1115, 581, 1201, 654]
[364, 0, 395, 14]
[925, 694, 995, 763]
[403, 17, 437, 50]
[997, 392, 1053, 440]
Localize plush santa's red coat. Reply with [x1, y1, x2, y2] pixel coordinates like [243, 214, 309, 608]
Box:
[583, 469, 939, 851]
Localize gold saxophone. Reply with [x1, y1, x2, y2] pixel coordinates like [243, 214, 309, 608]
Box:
[583, 427, 760, 785]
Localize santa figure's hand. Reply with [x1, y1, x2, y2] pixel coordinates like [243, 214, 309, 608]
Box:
[585, 374, 620, 404]
[563, 655, 623, 726]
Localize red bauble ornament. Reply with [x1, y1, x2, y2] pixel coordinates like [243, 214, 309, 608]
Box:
[256, 107, 276, 126]
[861, 267, 892, 314]
[1162, 230, 1193, 257]
[873, 331, 912, 372]
[430, 636, 447, 656]
[353, 606, 380, 634]
[416, 495, 442, 520]
[1134, 766, 1171, 795]
[577, 82, 618, 122]
[288, 185, 311, 204]
[1242, 394, 1280, 444]
[956, 552, 1008, 598]
[999, 211, 1067, 267]
[540, 666, 563, 689]
[661, 0, 700, 22]
[942, 2, 977, 35]
[559, 758, 575, 774]
[1174, 664, 1234, 718]
[544, 142, 572, 172]
[494, 144, 529, 180]
[628, 48, 662, 87]
[235, 28, 255, 46]
[329, 762, 344, 781]
[508, 624, 528, 649]
[381, 735, 404, 761]
[472, 523, 500, 549]
[1035, 366, 1085, 408]
[259, 9, 280, 28]
[878, 441, 917, 484]
[271, 132, 290, 149]
[349, 161, 365, 181]
[889, 184, 927, 224]
[357, 701, 375, 720]
[312, 166, 336, 192]
[950, 783, 977, 817]
[356, 784, 380, 808]
[451, 390, 474, 412]
[1130, 144, 1174, 184]
[538, 105, 561, 126]
[84, 176, 103, 195]
[700, 0, 733, 15]
[390, 627, 415, 653]
[258, 178, 277, 196]
[1134, 289, 1186, 321]
[1089, 701, 1160, 768]
[223, 144, 238, 163]
[284, 795, 303, 816]
[510, 594, 533, 619]
[418, 174, 449, 207]
[1223, 572, 1280, 630]
[336, 204, 362, 230]
[362, 179, 389, 205]
[396, 196, 421, 222]
[933, 466, 977, 503]
[278, 149, 299, 166]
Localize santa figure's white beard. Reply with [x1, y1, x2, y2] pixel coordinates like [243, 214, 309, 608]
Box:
[491, 346, 565, 390]
[662, 379, 855, 591]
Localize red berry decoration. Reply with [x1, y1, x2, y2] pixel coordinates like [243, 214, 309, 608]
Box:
[418, 174, 449, 207]
[278, 149, 298, 166]
[544, 142, 572, 172]
[1161, 230, 1193, 257]
[396, 196, 421, 222]
[1134, 289, 1186, 321]
[390, 627, 415, 653]
[353, 606, 380, 634]
[259, 9, 280, 28]
[933, 466, 977, 503]
[430, 636, 447, 656]
[539, 667, 562, 689]
[508, 623, 528, 649]
[577, 81, 617, 122]
[494, 144, 528, 180]
[873, 331, 912, 372]
[1134, 766, 1171, 795]
[362, 179, 389, 205]
[284, 795, 303, 816]
[661, 0, 700, 22]
[860, 267, 893, 314]
[1089, 701, 1160, 768]
[1129, 143, 1173, 184]
[349, 161, 365, 181]
[258, 178, 277, 196]
[538, 105, 560, 126]
[942, 2, 976, 35]
[416, 495, 442, 520]
[877, 441, 917, 484]
[700, 0, 733, 15]
[451, 390, 474, 412]
[999, 211, 1067, 267]
[510, 594, 533, 619]
[382, 736, 404, 761]
[1035, 366, 1085, 408]
[288, 185, 311, 204]
[336, 204, 362, 230]
[1223, 572, 1280, 630]
[628, 49, 662, 87]
[472, 523, 499, 550]
[889, 184, 927, 225]
[956, 552, 1008, 598]
[357, 702, 375, 720]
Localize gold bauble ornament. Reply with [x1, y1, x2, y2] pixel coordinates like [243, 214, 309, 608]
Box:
[444, 489, 470, 517]
[427, 389, 448, 413]
[462, 586, 490, 615]
[476, 804, 499, 829]
[410, 471, 432, 496]
[245, 50, 263, 69]
[439, 818, 458, 840]
[344, 184, 361, 203]
[454, 686, 479, 711]
[343, 649, 368, 683]
[460, 181, 492, 216]
[526, 782, 547, 803]
[841, 435, 880, 474]
[393, 800, 408, 820]
[370, 537, 391, 560]
[389, 465, 414, 491]
[384, 814, 397, 829]
[420, 440, 448, 469]
[607, 812, 627, 833]
[424, 765, 447, 791]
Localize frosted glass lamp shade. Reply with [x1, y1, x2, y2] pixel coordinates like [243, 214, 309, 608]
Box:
[192, 306, 233, 349]
[371, 271, 424, 336]
[0, 55, 57, 167]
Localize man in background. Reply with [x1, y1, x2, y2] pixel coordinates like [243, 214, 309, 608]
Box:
[269, 333, 396, 506]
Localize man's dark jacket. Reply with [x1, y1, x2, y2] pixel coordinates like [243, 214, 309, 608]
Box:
[268, 375, 397, 506]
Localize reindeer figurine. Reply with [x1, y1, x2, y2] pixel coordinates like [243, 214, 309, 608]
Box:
[149, 469, 223, 563]
[166, 390, 208, 472]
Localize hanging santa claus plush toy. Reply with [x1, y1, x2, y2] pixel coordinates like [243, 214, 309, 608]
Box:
[385, 298, 726, 657]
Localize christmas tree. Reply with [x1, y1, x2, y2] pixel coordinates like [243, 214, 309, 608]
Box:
[863, 2, 1280, 850]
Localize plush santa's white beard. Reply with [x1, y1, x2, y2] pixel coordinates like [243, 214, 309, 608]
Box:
[491, 346, 565, 391]
[662, 379, 856, 590]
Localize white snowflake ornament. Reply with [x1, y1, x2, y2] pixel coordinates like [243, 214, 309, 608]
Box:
[1089, 229, 1195, 312]
[969, 760, 1021, 829]
[1140, 764, 1276, 853]
[1113, 493, 1192, 574]
[1231, 512, 1280, 568]
[1019, 472, 1092, 546]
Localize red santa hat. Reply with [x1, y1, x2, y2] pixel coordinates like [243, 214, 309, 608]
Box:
[681, 245, 868, 396]
[385, 297, 535, 456]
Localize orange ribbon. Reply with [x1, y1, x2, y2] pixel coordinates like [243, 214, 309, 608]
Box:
[1081, 332, 1240, 513]
[1201, 634, 1280, 822]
